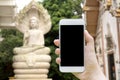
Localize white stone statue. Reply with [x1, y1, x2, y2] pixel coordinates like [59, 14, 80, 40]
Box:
[11, 1, 52, 80]
[24, 16, 45, 47]
[14, 16, 45, 53]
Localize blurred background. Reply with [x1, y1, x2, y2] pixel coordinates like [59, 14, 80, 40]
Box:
[0, 0, 120, 80]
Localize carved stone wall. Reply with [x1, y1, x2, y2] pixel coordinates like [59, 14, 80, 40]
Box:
[95, 0, 120, 80]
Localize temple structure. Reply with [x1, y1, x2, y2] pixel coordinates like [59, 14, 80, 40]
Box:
[0, 0, 16, 29]
[83, 0, 120, 80]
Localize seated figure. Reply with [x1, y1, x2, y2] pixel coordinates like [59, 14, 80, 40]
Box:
[14, 16, 46, 54]
[13, 16, 51, 67]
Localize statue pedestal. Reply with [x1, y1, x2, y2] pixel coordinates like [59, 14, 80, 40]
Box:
[9, 77, 52, 80]
[12, 47, 52, 80]
[9, 78, 52, 80]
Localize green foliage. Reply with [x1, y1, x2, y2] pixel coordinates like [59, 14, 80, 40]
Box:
[0, 29, 23, 80]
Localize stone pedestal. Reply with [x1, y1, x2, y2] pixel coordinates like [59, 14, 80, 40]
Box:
[12, 47, 52, 80]
[10, 78, 52, 80]
[9, 79, 52, 80]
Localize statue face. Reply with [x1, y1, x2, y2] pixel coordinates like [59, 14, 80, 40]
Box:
[29, 17, 38, 29]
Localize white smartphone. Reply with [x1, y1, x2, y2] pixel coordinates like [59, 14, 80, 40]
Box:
[59, 19, 85, 72]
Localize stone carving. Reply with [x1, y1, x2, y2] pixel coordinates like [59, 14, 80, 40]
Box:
[12, 0, 52, 80]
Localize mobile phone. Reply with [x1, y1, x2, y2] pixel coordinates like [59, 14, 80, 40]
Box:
[59, 19, 85, 72]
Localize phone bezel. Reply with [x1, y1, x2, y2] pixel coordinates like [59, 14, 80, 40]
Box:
[59, 19, 85, 72]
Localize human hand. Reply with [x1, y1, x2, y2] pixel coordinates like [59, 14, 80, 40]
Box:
[54, 30, 106, 80]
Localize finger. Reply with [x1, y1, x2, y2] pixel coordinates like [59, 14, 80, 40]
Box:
[56, 58, 61, 64]
[55, 48, 60, 55]
[84, 30, 94, 45]
[54, 39, 60, 47]
[84, 30, 95, 54]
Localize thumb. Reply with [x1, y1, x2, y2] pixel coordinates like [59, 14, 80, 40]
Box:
[84, 30, 94, 46]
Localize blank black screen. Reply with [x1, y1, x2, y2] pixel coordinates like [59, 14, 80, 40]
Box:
[60, 25, 84, 66]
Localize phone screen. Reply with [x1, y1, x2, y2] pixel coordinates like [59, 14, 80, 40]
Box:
[60, 25, 84, 66]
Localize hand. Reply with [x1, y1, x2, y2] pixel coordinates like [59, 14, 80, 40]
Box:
[54, 30, 106, 80]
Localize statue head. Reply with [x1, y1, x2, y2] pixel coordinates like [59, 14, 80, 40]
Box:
[29, 16, 39, 29]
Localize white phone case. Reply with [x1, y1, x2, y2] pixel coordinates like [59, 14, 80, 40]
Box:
[59, 19, 85, 72]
